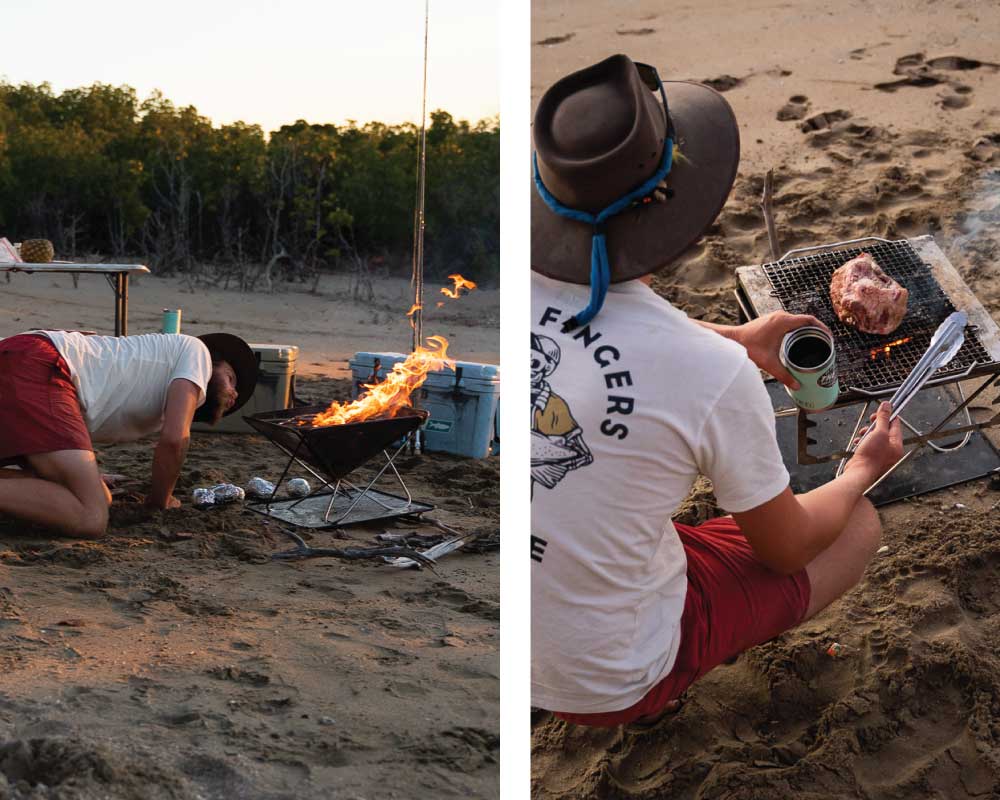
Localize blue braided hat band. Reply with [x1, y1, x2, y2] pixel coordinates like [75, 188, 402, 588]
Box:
[532, 139, 674, 332]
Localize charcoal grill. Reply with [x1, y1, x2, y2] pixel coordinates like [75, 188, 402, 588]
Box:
[735, 236, 1000, 496]
[243, 405, 434, 528]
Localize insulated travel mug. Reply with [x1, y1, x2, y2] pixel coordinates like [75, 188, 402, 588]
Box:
[780, 325, 839, 412]
[162, 309, 182, 334]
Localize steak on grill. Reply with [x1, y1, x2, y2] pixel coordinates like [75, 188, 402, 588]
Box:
[829, 253, 908, 335]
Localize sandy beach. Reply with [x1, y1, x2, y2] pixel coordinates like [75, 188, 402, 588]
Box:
[531, 0, 1000, 797]
[0, 277, 499, 798]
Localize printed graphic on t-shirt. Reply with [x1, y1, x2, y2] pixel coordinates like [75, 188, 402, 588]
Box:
[530, 332, 593, 496]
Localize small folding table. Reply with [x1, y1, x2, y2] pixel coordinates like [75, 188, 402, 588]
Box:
[1, 262, 150, 336]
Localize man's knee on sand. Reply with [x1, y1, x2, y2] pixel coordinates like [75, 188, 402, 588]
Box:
[60, 486, 111, 539]
[72, 500, 110, 540]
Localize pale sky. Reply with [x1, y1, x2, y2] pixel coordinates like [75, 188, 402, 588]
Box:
[0, 0, 498, 132]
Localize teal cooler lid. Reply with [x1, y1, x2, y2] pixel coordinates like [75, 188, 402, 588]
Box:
[350, 351, 499, 389]
[351, 351, 406, 369]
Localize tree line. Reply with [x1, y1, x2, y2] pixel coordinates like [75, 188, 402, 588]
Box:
[0, 82, 499, 290]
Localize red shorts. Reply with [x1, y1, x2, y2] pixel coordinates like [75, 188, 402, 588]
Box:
[556, 517, 811, 727]
[0, 334, 92, 463]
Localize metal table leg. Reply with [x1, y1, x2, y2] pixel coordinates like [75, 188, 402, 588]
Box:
[119, 273, 128, 336]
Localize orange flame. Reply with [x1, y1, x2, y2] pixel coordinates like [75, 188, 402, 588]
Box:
[406, 303, 422, 329]
[436, 301, 445, 308]
[440, 273, 477, 299]
[307, 336, 454, 426]
[870, 336, 911, 361]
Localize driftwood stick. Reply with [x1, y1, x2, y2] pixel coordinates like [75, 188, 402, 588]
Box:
[761, 169, 781, 261]
[271, 526, 438, 569]
[271, 543, 438, 569]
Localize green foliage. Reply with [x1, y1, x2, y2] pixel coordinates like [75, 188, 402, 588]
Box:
[0, 81, 499, 283]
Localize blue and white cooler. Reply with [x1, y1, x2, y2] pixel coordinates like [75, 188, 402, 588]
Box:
[349, 352, 500, 458]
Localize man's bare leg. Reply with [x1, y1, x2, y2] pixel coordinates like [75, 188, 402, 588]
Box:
[804, 497, 881, 619]
[0, 450, 110, 538]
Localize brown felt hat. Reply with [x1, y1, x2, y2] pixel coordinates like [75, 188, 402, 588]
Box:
[198, 332, 258, 416]
[531, 54, 741, 284]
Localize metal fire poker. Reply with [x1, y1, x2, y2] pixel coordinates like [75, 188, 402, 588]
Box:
[838, 311, 969, 494]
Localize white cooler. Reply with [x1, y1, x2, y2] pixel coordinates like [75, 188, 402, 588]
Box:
[193, 343, 298, 433]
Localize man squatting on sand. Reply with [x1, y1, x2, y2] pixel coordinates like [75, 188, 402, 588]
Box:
[530, 55, 904, 726]
[0, 330, 257, 539]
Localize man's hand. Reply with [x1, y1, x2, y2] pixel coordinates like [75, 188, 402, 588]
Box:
[732, 312, 830, 389]
[845, 402, 904, 483]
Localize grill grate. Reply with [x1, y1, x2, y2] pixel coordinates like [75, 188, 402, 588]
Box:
[762, 240, 992, 394]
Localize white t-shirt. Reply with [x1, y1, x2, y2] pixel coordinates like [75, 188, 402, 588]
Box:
[38, 332, 212, 444]
[531, 272, 790, 714]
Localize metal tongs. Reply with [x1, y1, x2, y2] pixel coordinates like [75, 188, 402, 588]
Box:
[842, 311, 968, 492]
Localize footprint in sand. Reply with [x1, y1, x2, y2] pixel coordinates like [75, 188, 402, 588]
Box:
[876, 52, 998, 94]
[955, 553, 1000, 619]
[534, 33, 574, 46]
[800, 109, 852, 132]
[702, 75, 743, 92]
[799, 111, 892, 163]
[777, 94, 810, 121]
[939, 90, 972, 110]
[969, 135, 1000, 163]
[926, 55, 1000, 71]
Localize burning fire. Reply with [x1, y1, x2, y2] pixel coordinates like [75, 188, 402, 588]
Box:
[870, 336, 911, 361]
[305, 277, 472, 426]
[440, 273, 477, 299]
[307, 336, 455, 426]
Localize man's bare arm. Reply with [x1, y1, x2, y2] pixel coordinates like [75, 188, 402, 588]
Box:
[146, 379, 200, 509]
[732, 403, 902, 575]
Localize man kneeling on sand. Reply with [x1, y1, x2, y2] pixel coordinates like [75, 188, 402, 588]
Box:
[0, 330, 257, 539]
[530, 55, 903, 727]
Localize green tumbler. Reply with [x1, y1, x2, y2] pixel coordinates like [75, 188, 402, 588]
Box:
[162, 309, 182, 334]
[780, 326, 839, 412]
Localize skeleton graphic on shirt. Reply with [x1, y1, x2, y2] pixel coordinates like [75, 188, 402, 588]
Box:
[531, 333, 593, 496]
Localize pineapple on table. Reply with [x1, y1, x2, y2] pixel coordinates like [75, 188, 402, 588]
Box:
[20, 239, 54, 263]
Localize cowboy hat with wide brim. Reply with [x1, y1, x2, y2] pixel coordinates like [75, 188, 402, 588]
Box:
[198, 332, 258, 416]
[532, 54, 740, 284]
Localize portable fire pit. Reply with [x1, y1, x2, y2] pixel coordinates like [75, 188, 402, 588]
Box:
[736, 235, 1000, 503]
[243, 405, 434, 528]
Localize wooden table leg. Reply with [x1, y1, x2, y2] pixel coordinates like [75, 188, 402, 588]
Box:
[112, 273, 129, 336]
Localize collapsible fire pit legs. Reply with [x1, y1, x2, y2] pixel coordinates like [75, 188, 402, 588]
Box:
[835, 381, 977, 479]
[863, 371, 1000, 496]
[249, 439, 430, 528]
[319, 441, 416, 525]
[261, 436, 335, 512]
[834, 401, 874, 478]
[798, 365, 1000, 465]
